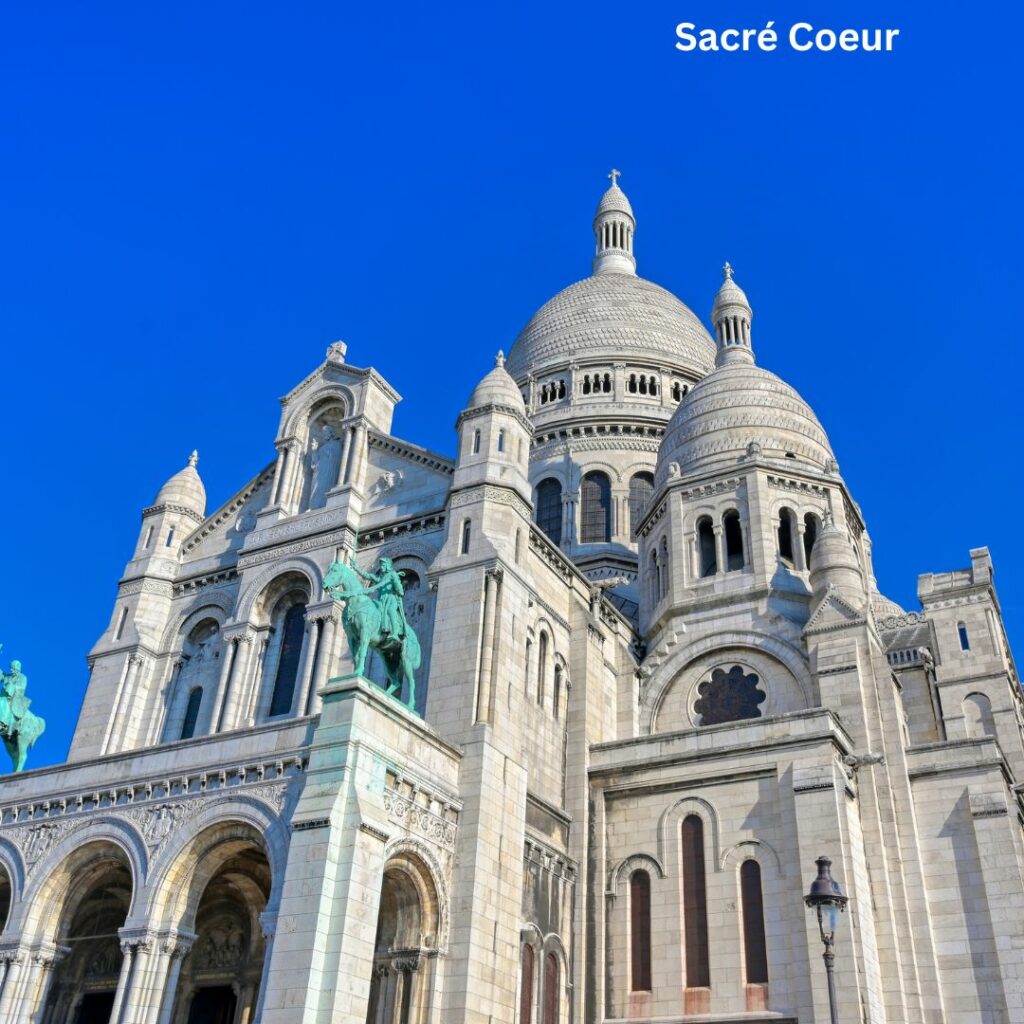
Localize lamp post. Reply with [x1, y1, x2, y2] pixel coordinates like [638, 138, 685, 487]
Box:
[804, 856, 849, 1024]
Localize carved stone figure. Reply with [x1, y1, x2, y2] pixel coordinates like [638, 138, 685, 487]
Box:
[0, 653, 46, 772]
[308, 424, 344, 509]
[322, 558, 422, 712]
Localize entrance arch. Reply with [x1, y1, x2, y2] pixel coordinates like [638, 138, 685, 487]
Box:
[366, 851, 443, 1024]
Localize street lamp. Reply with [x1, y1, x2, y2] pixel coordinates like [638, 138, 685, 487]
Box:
[804, 856, 849, 1024]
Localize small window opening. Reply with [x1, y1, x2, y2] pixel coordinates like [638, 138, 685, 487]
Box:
[181, 687, 203, 740]
[630, 869, 652, 991]
[472, 429, 481, 455]
[165, 527, 175, 547]
[777, 509, 795, 565]
[460, 519, 472, 555]
[724, 510, 744, 571]
[803, 513, 820, 565]
[115, 606, 129, 641]
[498, 429, 506, 453]
[958, 622, 970, 651]
[143, 525, 154, 549]
[697, 517, 717, 577]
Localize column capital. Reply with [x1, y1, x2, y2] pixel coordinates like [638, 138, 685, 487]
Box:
[159, 929, 198, 959]
[31, 941, 71, 968]
[222, 622, 258, 645]
[119, 927, 158, 954]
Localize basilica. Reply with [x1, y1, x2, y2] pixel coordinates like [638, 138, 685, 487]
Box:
[0, 175, 1021, 1024]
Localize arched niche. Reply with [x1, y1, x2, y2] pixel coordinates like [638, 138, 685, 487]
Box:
[162, 617, 224, 742]
[299, 397, 351, 512]
[366, 850, 443, 1024]
[152, 820, 273, 1024]
[252, 571, 313, 722]
[37, 841, 135, 1024]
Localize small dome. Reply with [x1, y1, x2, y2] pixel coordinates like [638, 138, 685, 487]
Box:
[809, 515, 864, 601]
[595, 183, 634, 219]
[712, 266, 751, 316]
[154, 451, 206, 516]
[870, 587, 905, 620]
[658, 363, 833, 479]
[506, 274, 716, 380]
[466, 351, 523, 411]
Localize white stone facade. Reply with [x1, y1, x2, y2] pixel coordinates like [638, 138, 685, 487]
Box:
[0, 179, 1021, 1024]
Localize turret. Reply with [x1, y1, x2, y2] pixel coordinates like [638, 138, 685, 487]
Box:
[592, 169, 636, 276]
[452, 351, 532, 503]
[132, 450, 206, 563]
[711, 262, 754, 366]
[808, 512, 867, 607]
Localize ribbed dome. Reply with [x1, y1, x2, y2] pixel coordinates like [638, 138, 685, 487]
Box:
[154, 452, 206, 516]
[595, 183, 634, 218]
[505, 273, 716, 380]
[658, 363, 833, 479]
[466, 352, 523, 410]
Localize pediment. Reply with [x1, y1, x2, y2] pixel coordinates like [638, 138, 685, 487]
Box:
[804, 586, 867, 635]
[180, 466, 276, 563]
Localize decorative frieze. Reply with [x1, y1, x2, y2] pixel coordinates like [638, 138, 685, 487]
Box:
[383, 771, 459, 851]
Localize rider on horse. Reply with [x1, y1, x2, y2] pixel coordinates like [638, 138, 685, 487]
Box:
[0, 659, 30, 735]
[350, 556, 408, 641]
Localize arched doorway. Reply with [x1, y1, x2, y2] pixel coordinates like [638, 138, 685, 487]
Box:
[366, 854, 442, 1024]
[0, 861, 11, 934]
[40, 841, 134, 1024]
[163, 826, 271, 1024]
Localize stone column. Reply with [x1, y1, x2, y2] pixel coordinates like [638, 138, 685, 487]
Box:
[270, 443, 290, 506]
[221, 628, 258, 730]
[246, 629, 274, 725]
[0, 948, 27, 1021]
[292, 619, 322, 717]
[475, 569, 502, 723]
[11, 942, 68, 1023]
[713, 524, 726, 577]
[149, 657, 184, 746]
[250, 913, 277, 1024]
[794, 521, 808, 572]
[108, 935, 143, 1024]
[562, 492, 578, 550]
[210, 638, 241, 733]
[613, 362, 626, 401]
[310, 614, 340, 715]
[105, 654, 144, 754]
[348, 424, 370, 494]
[150, 932, 195, 1024]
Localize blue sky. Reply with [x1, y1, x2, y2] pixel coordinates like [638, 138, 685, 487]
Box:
[1, 1, 1021, 768]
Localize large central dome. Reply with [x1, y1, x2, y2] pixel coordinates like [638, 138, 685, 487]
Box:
[505, 272, 716, 380]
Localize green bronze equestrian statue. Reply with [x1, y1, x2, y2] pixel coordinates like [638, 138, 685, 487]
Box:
[0, 651, 46, 772]
[322, 556, 422, 713]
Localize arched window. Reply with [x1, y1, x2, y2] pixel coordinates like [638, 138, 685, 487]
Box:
[520, 944, 535, 1024]
[525, 638, 533, 697]
[536, 479, 563, 545]
[537, 633, 548, 705]
[269, 603, 307, 716]
[581, 472, 612, 544]
[801, 513, 819, 566]
[697, 517, 716, 577]
[181, 687, 203, 740]
[724, 510, 744, 571]
[659, 535, 670, 598]
[963, 692, 995, 737]
[498, 429, 507, 453]
[740, 860, 769, 985]
[629, 473, 655, 537]
[681, 815, 710, 988]
[553, 664, 562, 719]
[630, 869, 652, 991]
[473, 429, 481, 455]
[165, 527, 175, 547]
[648, 549, 660, 608]
[582, 376, 592, 395]
[628, 373, 638, 394]
[461, 519, 472, 555]
[958, 622, 970, 651]
[777, 508, 795, 565]
[543, 953, 559, 1024]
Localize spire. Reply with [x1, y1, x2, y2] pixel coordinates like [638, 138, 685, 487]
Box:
[712, 262, 754, 367]
[593, 169, 636, 276]
[495, 350, 505, 368]
[188, 449, 199, 468]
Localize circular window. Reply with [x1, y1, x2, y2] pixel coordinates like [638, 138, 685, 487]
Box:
[694, 664, 766, 725]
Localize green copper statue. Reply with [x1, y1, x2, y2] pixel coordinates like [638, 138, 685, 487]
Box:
[0, 651, 46, 772]
[322, 556, 422, 712]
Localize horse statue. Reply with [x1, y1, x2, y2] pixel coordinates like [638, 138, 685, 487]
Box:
[0, 657, 45, 773]
[323, 557, 421, 713]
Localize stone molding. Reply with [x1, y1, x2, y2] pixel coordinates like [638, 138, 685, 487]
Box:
[181, 465, 276, 556]
[448, 484, 531, 519]
[0, 757, 305, 867]
[358, 513, 445, 548]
